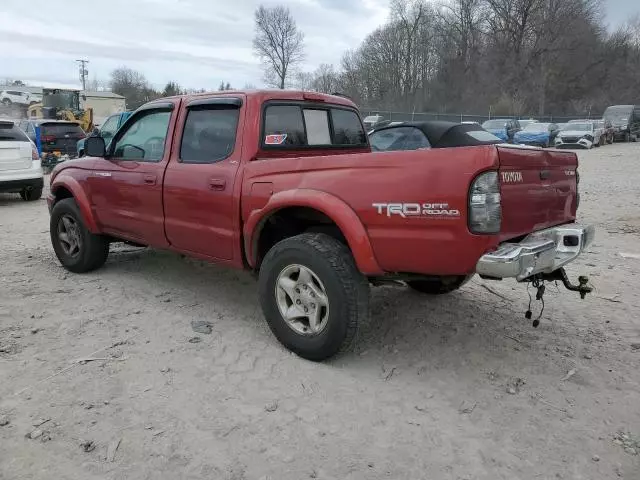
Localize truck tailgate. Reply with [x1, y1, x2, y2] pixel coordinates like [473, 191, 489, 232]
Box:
[497, 146, 578, 241]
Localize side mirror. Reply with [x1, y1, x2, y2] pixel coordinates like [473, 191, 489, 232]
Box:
[85, 136, 106, 157]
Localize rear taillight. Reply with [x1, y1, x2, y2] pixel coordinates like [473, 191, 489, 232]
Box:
[469, 171, 501, 234]
[31, 145, 39, 161]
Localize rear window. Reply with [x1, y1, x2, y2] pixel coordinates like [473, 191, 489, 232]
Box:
[263, 104, 366, 148]
[0, 122, 29, 142]
[41, 123, 85, 137]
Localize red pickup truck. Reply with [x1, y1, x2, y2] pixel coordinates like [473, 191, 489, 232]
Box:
[47, 90, 594, 360]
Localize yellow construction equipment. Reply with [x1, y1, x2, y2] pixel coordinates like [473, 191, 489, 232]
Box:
[27, 88, 93, 132]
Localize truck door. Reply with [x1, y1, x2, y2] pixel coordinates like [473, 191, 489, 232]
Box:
[163, 97, 244, 261]
[89, 102, 177, 247]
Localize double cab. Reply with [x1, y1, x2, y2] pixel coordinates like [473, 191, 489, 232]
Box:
[47, 90, 594, 360]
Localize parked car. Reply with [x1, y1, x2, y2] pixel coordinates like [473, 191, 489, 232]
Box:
[368, 121, 501, 151]
[47, 90, 593, 361]
[513, 122, 560, 147]
[591, 119, 612, 146]
[600, 119, 615, 144]
[77, 111, 132, 157]
[366, 120, 403, 134]
[481, 118, 521, 142]
[518, 119, 539, 129]
[603, 105, 640, 142]
[0, 120, 43, 200]
[19, 119, 86, 170]
[362, 114, 384, 130]
[0, 90, 32, 106]
[555, 121, 600, 149]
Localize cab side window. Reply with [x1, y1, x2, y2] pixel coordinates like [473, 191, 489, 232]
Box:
[99, 115, 120, 140]
[112, 110, 171, 161]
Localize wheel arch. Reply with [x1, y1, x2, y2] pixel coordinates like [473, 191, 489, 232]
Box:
[244, 189, 383, 275]
[50, 176, 99, 233]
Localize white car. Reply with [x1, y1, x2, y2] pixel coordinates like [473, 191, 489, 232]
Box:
[0, 120, 43, 201]
[0, 90, 32, 106]
[554, 121, 600, 149]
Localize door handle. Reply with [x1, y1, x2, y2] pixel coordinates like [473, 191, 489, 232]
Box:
[209, 178, 226, 190]
[143, 174, 156, 185]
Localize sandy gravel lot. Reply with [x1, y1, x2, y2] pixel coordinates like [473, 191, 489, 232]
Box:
[1, 144, 639, 480]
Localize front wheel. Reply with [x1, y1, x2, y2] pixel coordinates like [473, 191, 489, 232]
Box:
[407, 275, 472, 294]
[1, 99, 11, 106]
[50, 198, 110, 273]
[258, 233, 369, 361]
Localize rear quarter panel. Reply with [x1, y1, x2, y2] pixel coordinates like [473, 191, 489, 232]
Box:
[242, 146, 501, 276]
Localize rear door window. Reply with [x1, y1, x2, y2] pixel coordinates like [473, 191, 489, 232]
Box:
[263, 104, 366, 148]
[0, 122, 29, 142]
[180, 106, 240, 163]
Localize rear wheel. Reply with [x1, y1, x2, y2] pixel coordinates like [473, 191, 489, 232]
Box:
[1, 99, 11, 106]
[50, 198, 109, 273]
[624, 132, 630, 142]
[258, 233, 369, 361]
[20, 186, 42, 201]
[407, 275, 472, 295]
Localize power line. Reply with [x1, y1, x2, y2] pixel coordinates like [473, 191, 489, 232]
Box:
[76, 59, 89, 91]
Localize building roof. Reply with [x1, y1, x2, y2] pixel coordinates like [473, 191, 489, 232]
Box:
[82, 91, 125, 99]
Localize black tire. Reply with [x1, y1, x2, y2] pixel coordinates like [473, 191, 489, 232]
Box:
[407, 275, 472, 295]
[258, 233, 369, 361]
[20, 186, 42, 201]
[624, 132, 630, 142]
[50, 198, 109, 273]
[1, 99, 11, 106]
[79, 150, 84, 157]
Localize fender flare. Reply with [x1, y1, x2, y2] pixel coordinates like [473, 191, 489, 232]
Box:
[50, 175, 99, 233]
[243, 189, 384, 275]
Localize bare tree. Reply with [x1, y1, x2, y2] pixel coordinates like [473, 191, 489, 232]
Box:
[253, 5, 305, 89]
[110, 67, 160, 109]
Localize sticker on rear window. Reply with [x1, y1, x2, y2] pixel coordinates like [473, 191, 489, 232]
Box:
[265, 134, 287, 145]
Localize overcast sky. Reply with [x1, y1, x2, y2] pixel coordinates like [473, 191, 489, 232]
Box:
[0, 0, 637, 91]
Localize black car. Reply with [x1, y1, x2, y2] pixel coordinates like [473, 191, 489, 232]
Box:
[603, 105, 640, 142]
[368, 121, 502, 152]
[18, 119, 85, 168]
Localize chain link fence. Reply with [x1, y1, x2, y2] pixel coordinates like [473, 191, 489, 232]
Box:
[360, 110, 602, 125]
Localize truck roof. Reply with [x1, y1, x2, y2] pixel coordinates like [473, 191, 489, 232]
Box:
[148, 90, 357, 109]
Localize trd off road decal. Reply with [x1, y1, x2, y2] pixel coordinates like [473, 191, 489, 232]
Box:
[265, 134, 287, 145]
[373, 203, 460, 218]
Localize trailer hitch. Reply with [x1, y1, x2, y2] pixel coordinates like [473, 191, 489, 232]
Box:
[540, 268, 592, 299]
[523, 268, 592, 328]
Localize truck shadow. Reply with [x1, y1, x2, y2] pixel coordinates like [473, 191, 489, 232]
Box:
[102, 246, 560, 373]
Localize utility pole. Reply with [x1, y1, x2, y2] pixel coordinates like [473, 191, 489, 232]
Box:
[76, 59, 89, 90]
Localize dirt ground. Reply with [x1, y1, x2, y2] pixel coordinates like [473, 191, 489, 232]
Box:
[1, 144, 639, 480]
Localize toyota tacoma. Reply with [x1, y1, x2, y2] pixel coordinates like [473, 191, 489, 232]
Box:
[47, 90, 594, 361]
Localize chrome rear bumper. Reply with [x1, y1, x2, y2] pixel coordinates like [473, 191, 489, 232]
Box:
[476, 224, 595, 281]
